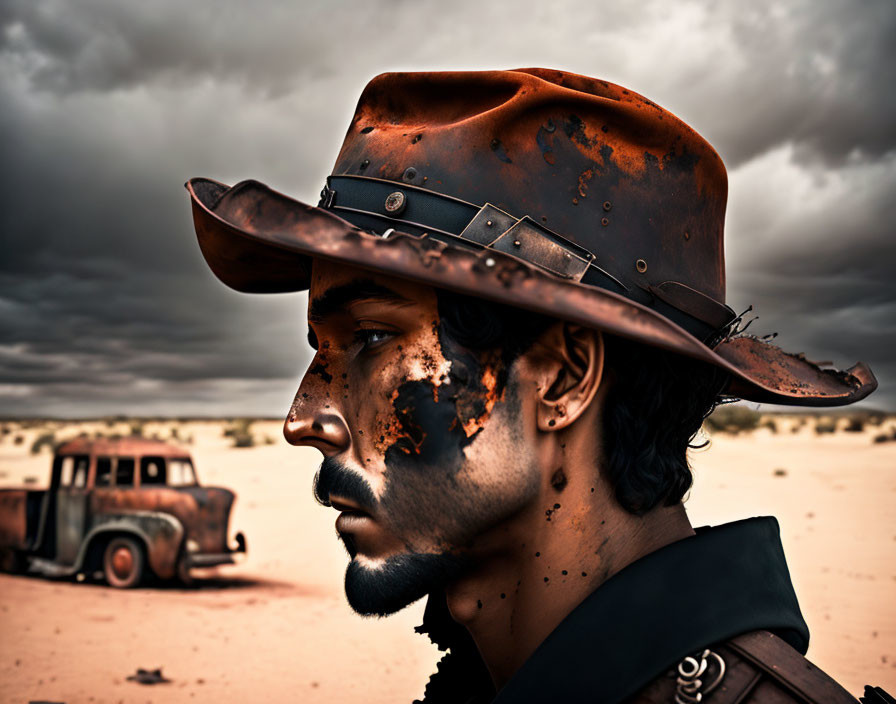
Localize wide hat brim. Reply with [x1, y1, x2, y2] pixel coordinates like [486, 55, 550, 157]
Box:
[187, 177, 876, 407]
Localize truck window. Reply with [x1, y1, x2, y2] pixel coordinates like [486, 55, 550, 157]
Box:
[168, 459, 197, 487]
[141, 456, 166, 486]
[115, 458, 135, 486]
[57, 455, 89, 487]
[71, 457, 88, 488]
[59, 457, 74, 485]
[95, 457, 112, 487]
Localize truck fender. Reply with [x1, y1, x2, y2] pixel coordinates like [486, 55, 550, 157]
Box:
[78, 512, 185, 580]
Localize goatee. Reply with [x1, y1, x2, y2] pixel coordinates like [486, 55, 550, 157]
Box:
[345, 552, 469, 616]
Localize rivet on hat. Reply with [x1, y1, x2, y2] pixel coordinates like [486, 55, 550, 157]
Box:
[402, 167, 417, 182]
[603, 201, 612, 212]
[601, 218, 609, 227]
[512, 240, 521, 247]
[684, 231, 691, 241]
[635, 259, 648, 274]
[384, 191, 407, 215]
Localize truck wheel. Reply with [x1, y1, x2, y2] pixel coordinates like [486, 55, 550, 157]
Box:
[176, 555, 194, 587]
[103, 536, 144, 588]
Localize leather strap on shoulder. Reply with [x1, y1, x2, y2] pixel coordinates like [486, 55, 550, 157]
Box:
[722, 631, 858, 704]
[624, 631, 858, 704]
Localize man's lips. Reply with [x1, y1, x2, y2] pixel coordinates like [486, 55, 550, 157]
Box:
[328, 494, 372, 519]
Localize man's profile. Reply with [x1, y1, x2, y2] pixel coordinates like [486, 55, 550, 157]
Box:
[185, 69, 881, 702]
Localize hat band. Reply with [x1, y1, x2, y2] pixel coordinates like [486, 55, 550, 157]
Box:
[320, 174, 734, 343]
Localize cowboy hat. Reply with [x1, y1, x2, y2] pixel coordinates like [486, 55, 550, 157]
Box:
[186, 68, 876, 406]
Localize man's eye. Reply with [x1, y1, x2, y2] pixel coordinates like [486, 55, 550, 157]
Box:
[355, 329, 394, 350]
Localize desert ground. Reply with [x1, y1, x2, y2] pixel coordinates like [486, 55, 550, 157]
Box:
[0, 413, 894, 703]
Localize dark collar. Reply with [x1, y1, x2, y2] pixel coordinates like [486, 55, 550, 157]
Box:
[491, 516, 809, 704]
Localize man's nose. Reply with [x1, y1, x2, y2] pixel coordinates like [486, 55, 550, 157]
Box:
[283, 392, 351, 455]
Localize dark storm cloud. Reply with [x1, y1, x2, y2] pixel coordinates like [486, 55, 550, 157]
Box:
[1, 0, 893, 415]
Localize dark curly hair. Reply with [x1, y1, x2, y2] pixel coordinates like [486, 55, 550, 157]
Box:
[436, 289, 730, 514]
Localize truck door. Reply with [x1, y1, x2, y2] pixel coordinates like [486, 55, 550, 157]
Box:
[55, 455, 90, 565]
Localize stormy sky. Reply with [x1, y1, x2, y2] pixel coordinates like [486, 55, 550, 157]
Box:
[1, 0, 894, 417]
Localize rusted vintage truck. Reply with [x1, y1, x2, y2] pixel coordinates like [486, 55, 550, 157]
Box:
[0, 437, 246, 587]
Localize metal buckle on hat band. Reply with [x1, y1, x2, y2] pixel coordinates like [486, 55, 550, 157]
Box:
[459, 204, 595, 281]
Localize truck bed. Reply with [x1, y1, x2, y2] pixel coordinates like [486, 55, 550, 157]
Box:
[0, 488, 48, 551]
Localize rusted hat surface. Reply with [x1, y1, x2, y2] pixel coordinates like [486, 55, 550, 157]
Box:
[186, 68, 876, 406]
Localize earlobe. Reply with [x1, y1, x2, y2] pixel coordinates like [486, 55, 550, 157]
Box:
[536, 326, 604, 431]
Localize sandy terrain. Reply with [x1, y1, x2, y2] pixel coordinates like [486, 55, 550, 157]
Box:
[0, 417, 894, 703]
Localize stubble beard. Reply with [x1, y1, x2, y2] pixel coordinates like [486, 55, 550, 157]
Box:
[344, 551, 470, 617]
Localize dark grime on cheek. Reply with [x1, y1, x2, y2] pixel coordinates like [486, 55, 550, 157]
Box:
[383, 321, 508, 472]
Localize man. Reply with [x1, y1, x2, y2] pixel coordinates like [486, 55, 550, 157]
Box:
[185, 70, 883, 703]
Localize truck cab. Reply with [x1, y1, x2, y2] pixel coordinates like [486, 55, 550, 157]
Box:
[0, 437, 246, 587]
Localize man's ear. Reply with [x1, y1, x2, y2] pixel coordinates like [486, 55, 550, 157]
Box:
[534, 324, 604, 431]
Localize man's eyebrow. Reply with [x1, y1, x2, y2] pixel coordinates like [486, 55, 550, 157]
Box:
[308, 280, 412, 321]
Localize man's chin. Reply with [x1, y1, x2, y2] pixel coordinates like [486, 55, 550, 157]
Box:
[344, 552, 468, 617]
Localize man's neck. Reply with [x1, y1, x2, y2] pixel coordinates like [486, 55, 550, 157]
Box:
[443, 457, 695, 689]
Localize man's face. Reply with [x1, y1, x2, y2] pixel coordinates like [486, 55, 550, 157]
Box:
[284, 261, 541, 615]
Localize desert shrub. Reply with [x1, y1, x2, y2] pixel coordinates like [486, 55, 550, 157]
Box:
[760, 417, 778, 434]
[773, 468, 788, 477]
[868, 412, 885, 427]
[873, 428, 896, 444]
[225, 419, 255, 448]
[232, 431, 255, 448]
[814, 418, 837, 435]
[0, 425, 9, 435]
[704, 406, 760, 435]
[30, 432, 56, 454]
[129, 421, 144, 437]
[13, 435, 24, 445]
[169, 426, 181, 440]
[843, 416, 865, 433]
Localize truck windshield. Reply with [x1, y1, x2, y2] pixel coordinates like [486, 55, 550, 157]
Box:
[140, 456, 197, 487]
[168, 459, 197, 486]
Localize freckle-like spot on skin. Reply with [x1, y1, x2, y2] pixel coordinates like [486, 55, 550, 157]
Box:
[582, 572, 588, 577]
[477, 600, 483, 609]
[308, 362, 333, 384]
[500, 593, 506, 599]
[562, 570, 568, 576]
[302, 393, 309, 399]
[553, 503, 560, 509]
[590, 487, 595, 493]
[535, 552, 541, 557]
[600, 520, 605, 525]
[544, 577, 549, 583]
[548, 419, 556, 427]
[550, 467, 567, 492]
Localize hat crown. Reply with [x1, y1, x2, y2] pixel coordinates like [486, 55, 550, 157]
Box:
[332, 69, 728, 306]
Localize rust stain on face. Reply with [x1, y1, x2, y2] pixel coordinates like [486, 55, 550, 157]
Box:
[457, 354, 505, 439]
